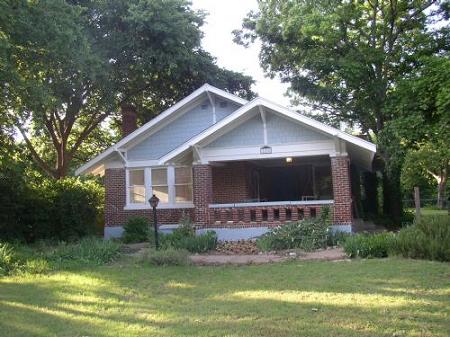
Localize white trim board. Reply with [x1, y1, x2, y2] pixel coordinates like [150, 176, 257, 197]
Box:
[209, 200, 334, 208]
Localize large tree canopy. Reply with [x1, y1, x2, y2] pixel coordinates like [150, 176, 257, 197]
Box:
[385, 55, 450, 207]
[1, 0, 254, 179]
[234, 0, 449, 219]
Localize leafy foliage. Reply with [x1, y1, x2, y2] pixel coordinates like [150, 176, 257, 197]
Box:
[0, 174, 104, 242]
[159, 217, 217, 253]
[0, 242, 18, 276]
[393, 215, 450, 261]
[161, 230, 218, 253]
[235, 0, 450, 221]
[1, 0, 254, 178]
[122, 216, 150, 243]
[45, 237, 121, 266]
[257, 207, 331, 251]
[343, 233, 395, 258]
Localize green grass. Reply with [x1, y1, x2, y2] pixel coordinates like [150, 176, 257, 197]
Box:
[407, 208, 448, 216]
[0, 258, 449, 337]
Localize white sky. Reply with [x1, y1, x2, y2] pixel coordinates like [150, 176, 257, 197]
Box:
[191, 0, 291, 106]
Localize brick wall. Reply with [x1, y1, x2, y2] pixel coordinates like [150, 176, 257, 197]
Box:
[330, 156, 353, 225]
[212, 162, 252, 203]
[104, 168, 193, 227]
[192, 164, 213, 226]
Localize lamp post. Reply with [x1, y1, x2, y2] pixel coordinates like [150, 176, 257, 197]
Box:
[149, 194, 160, 249]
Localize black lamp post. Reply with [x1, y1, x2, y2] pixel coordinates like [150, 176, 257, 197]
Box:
[149, 194, 160, 249]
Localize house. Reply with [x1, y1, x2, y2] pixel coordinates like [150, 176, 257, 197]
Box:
[76, 84, 376, 240]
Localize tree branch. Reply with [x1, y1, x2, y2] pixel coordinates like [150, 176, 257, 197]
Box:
[16, 123, 57, 178]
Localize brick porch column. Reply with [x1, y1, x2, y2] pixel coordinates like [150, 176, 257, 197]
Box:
[192, 164, 213, 227]
[330, 156, 353, 227]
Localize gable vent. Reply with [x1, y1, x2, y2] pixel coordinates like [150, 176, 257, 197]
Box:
[219, 101, 228, 108]
[201, 103, 208, 110]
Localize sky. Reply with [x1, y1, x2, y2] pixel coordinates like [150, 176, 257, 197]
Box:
[191, 0, 291, 106]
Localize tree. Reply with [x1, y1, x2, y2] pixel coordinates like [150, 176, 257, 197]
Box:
[385, 55, 450, 208]
[402, 144, 449, 208]
[234, 0, 449, 221]
[1, 0, 114, 178]
[79, 0, 255, 126]
[1, 0, 254, 179]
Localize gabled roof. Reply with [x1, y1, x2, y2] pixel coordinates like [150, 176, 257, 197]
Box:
[158, 97, 376, 164]
[75, 84, 248, 175]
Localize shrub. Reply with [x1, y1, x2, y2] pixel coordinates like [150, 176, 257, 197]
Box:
[0, 175, 104, 242]
[144, 248, 190, 266]
[161, 230, 217, 253]
[47, 237, 121, 266]
[0, 242, 18, 275]
[343, 232, 395, 258]
[393, 215, 450, 261]
[123, 216, 150, 243]
[159, 216, 217, 253]
[256, 208, 331, 251]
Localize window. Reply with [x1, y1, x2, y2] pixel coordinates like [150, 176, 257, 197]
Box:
[151, 168, 169, 203]
[174, 167, 192, 202]
[126, 166, 193, 207]
[128, 170, 145, 204]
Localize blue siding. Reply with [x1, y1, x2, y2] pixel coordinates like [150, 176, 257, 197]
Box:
[207, 114, 264, 148]
[266, 113, 330, 143]
[128, 99, 239, 160]
[206, 111, 330, 149]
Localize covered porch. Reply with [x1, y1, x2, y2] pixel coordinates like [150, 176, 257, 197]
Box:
[192, 154, 354, 231]
[208, 156, 335, 226]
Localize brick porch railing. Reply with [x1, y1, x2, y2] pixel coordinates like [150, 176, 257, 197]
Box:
[206, 200, 334, 228]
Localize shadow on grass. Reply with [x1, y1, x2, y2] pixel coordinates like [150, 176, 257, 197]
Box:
[0, 258, 449, 337]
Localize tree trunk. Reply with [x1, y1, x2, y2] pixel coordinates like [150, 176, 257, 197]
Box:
[382, 168, 403, 225]
[362, 171, 379, 217]
[437, 174, 447, 209]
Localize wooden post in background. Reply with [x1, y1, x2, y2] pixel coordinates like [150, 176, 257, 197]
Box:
[414, 187, 421, 222]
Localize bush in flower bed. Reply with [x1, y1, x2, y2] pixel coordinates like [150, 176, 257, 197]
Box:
[392, 215, 450, 261]
[343, 215, 450, 261]
[122, 216, 150, 243]
[343, 232, 395, 258]
[256, 207, 331, 251]
[160, 220, 217, 253]
[47, 237, 121, 266]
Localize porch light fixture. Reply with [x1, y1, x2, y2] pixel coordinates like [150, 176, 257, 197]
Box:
[286, 157, 293, 163]
[149, 194, 160, 249]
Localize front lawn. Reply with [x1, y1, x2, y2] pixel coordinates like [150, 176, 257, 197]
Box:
[1, 258, 449, 337]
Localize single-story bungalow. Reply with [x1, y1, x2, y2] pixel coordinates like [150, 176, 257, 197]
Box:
[76, 84, 376, 240]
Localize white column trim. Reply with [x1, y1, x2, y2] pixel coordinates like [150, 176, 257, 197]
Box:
[144, 167, 152, 203]
[167, 165, 175, 204]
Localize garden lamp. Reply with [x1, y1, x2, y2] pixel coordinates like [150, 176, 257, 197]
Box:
[149, 194, 160, 249]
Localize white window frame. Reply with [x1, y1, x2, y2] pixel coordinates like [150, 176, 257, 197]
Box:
[126, 168, 147, 206]
[124, 165, 194, 210]
[174, 166, 193, 204]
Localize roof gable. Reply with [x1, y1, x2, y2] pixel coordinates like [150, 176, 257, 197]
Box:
[75, 84, 247, 175]
[158, 97, 376, 165]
